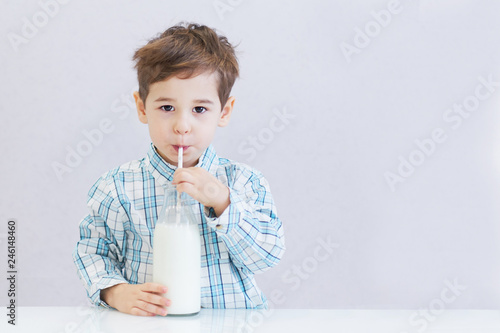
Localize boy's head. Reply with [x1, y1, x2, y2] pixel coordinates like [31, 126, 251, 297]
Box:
[132, 23, 240, 168]
[133, 22, 239, 110]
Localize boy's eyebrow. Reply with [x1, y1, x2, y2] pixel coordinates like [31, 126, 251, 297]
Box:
[154, 97, 214, 105]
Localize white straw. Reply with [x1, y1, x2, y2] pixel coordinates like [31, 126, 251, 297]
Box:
[176, 146, 183, 224]
[178, 146, 183, 169]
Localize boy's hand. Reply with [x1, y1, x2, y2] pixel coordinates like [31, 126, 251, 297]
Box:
[100, 283, 171, 316]
[173, 167, 230, 217]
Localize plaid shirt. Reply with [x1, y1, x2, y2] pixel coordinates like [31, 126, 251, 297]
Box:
[73, 143, 285, 309]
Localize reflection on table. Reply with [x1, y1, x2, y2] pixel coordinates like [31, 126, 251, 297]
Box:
[5, 307, 500, 333]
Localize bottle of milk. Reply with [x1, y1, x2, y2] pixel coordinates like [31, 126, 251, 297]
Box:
[153, 183, 201, 316]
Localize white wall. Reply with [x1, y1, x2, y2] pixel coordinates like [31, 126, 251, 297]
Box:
[1, 0, 500, 310]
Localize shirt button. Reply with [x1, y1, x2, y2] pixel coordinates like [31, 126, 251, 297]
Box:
[216, 224, 222, 230]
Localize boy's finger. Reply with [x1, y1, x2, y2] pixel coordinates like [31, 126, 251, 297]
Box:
[176, 183, 197, 198]
[137, 300, 167, 316]
[140, 291, 171, 307]
[173, 168, 191, 179]
[143, 282, 168, 294]
[130, 307, 156, 317]
[172, 171, 196, 185]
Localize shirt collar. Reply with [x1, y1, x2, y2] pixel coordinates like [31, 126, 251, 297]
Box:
[146, 143, 219, 185]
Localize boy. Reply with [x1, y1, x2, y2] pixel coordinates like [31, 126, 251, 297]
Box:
[73, 22, 285, 317]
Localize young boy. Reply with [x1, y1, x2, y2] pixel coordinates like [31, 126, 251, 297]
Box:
[73, 22, 285, 317]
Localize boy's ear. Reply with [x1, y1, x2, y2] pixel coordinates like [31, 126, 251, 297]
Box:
[218, 96, 235, 127]
[133, 91, 148, 124]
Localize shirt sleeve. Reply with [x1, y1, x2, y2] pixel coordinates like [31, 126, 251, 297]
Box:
[73, 175, 129, 308]
[203, 167, 285, 274]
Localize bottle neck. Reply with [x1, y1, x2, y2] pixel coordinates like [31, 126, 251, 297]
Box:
[157, 183, 198, 226]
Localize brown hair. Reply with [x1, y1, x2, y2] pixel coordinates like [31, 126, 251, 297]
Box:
[132, 22, 240, 109]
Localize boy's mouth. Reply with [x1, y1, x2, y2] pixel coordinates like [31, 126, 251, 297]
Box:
[173, 145, 190, 152]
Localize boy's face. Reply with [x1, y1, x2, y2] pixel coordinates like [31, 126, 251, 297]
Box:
[134, 71, 234, 168]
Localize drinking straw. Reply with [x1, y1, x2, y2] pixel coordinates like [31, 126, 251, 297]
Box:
[178, 146, 183, 170]
[176, 147, 183, 224]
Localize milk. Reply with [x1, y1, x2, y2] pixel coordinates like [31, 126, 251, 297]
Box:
[153, 222, 201, 315]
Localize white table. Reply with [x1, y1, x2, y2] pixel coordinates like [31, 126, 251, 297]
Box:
[3, 307, 500, 332]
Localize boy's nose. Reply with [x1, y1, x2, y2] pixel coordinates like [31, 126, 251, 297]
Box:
[173, 113, 191, 135]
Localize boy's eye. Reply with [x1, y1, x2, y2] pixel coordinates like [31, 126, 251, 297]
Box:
[193, 107, 207, 114]
[160, 105, 174, 112]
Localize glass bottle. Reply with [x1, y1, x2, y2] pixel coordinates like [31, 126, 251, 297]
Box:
[153, 183, 201, 315]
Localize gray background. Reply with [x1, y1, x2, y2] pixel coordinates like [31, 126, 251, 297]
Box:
[1, 0, 499, 309]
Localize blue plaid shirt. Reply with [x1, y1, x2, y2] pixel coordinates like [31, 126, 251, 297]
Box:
[73, 143, 285, 309]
